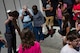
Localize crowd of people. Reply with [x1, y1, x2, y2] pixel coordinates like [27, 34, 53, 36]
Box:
[0, 0, 80, 53]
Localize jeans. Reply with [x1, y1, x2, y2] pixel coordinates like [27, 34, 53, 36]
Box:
[57, 19, 62, 30]
[23, 22, 33, 31]
[33, 27, 44, 42]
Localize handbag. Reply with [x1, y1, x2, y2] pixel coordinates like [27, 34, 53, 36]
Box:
[42, 24, 48, 35]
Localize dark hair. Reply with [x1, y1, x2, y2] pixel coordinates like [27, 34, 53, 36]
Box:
[12, 11, 19, 19]
[21, 28, 35, 49]
[8, 10, 19, 19]
[32, 5, 38, 15]
[32, 5, 38, 10]
[66, 30, 79, 41]
[63, 14, 71, 28]
[8, 12, 13, 16]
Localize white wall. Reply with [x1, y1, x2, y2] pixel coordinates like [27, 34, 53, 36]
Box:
[0, 0, 7, 34]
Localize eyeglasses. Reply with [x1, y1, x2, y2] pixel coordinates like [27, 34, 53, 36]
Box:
[33, 9, 37, 10]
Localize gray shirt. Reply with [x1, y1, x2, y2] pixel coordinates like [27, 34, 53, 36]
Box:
[33, 10, 45, 27]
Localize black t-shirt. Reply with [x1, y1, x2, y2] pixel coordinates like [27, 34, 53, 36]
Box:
[6, 21, 15, 34]
[49, 0, 58, 16]
[41, 0, 54, 17]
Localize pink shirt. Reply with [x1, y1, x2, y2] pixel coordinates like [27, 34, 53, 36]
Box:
[18, 41, 42, 53]
[57, 8, 62, 19]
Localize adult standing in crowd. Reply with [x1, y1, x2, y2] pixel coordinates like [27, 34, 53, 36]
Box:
[62, 0, 75, 27]
[32, 5, 45, 42]
[60, 30, 79, 53]
[56, 2, 63, 32]
[4, 10, 19, 53]
[59, 14, 71, 46]
[41, 0, 55, 37]
[72, 0, 80, 28]
[19, 5, 33, 31]
[50, 0, 58, 16]
[50, 0, 58, 26]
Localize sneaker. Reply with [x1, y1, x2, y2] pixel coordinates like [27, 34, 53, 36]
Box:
[51, 34, 53, 37]
[49, 29, 56, 37]
[44, 33, 49, 38]
[48, 30, 53, 35]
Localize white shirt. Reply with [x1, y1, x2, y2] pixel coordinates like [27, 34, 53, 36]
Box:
[19, 9, 33, 22]
[60, 44, 79, 53]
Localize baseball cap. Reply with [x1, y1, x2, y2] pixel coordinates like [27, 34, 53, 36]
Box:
[7, 10, 11, 13]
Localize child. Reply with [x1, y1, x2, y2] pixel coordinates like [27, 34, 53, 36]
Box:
[60, 30, 79, 53]
[0, 31, 7, 52]
[18, 28, 42, 53]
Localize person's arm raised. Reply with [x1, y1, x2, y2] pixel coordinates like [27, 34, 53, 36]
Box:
[12, 19, 22, 38]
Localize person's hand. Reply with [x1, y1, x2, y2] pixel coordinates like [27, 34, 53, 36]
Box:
[46, 7, 53, 11]
[50, 7, 53, 11]
[46, 8, 50, 10]
[74, 10, 78, 13]
[0, 37, 4, 41]
[5, 43, 8, 48]
[22, 10, 26, 16]
[8, 16, 13, 21]
[41, 23, 46, 27]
